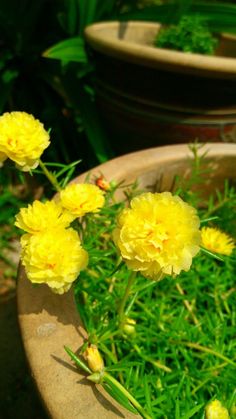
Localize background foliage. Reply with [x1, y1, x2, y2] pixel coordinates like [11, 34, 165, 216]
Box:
[1, 0, 236, 169]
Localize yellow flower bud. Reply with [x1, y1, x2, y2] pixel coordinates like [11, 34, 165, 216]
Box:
[123, 318, 136, 335]
[205, 400, 230, 419]
[84, 345, 104, 372]
[230, 405, 236, 418]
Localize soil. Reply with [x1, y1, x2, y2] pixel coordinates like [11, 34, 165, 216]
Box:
[0, 244, 48, 419]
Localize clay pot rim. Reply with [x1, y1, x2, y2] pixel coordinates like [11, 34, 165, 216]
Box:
[84, 21, 236, 78]
[73, 142, 236, 184]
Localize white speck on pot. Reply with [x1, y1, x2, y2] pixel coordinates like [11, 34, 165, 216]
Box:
[37, 323, 57, 337]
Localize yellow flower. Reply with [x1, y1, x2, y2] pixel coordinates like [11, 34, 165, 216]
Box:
[84, 345, 104, 372]
[50, 283, 72, 295]
[201, 226, 235, 256]
[15, 200, 74, 234]
[60, 183, 105, 218]
[0, 111, 50, 171]
[205, 400, 229, 419]
[21, 228, 88, 293]
[113, 192, 201, 279]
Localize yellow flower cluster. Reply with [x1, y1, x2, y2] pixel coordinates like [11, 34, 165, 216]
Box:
[205, 400, 229, 419]
[114, 192, 201, 279]
[16, 200, 88, 294]
[16, 182, 105, 293]
[201, 226, 235, 256]
[60, 183, 105, 218]
[0, 112, 50, 171]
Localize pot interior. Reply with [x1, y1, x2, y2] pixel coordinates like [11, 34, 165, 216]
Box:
[85, 22, 236, 78]
[112, 147, 236, 202]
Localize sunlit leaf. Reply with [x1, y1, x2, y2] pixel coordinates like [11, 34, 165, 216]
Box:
[43, 37, 87, 63]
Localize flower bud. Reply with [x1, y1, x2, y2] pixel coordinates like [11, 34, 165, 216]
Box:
[230, 405, 236, 418]
[95, 175, 110, 191]
[87, 372, 102, 384]
[123, 318, 136, 336]
[205, 400, 229, 419]
[84, 345, 104, 372]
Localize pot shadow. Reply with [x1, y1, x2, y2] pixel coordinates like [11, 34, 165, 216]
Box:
[52, 355, 126, 418]
[0, 295, 48, 419]
[51, 354, 80, 375]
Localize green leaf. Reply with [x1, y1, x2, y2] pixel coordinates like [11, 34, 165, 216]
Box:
[95, 0, 117, 21]
[200, 247, 224, 262]
[64, 346, 92, 374]
[62, 72, 114, 163]
[175, 399, 180, 419]
[67, 0, 80, 35]
[182, 403, 204, 419]
[103, 382, 138, 414]
[0, 69, 18, 113]
[43, 37, 87, 63]
[106, 361, 142, 372]
[78, 0, 98, 34]
[200, 216, 219, 224]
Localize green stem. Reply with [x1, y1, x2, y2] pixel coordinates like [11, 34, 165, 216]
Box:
[175, 282, 201, 329]
[39, 159, 61, 192]
[204, 197, 231, 218]
[133, 344, 172, 373]
[171, 340, 236, 367]
[118, 271, 136, 322]
[103, 372, 152, 419]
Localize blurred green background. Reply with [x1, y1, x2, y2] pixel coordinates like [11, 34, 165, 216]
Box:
[1, 0, 236, 171]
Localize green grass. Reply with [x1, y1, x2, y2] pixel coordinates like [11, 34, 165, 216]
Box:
[73, 156, 236, 418]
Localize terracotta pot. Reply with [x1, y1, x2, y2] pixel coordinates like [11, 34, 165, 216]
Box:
[17, 143, 236, 419]
[85, 22, 236, 154]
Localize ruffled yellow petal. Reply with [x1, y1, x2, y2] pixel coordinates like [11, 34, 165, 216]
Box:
[114, 192, 201, 279]
[0, 111, 50, 171]
[15, 200, 74, 234]
[60, 183, 105, 217]
[21, 228, 88, 293]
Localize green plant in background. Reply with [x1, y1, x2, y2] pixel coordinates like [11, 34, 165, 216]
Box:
[0, 164, 28, 271]
[155, 15, 218, 54]
[43, 0, 236, 164]
[0, 0, 164, 167]
[0, 0, 89, 165]
[1, 0, 236, 168]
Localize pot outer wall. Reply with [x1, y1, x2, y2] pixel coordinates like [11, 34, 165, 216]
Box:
[91, 51, 236, 155]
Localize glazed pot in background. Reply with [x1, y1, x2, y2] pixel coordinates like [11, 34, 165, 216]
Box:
[85, 22, 236, 154]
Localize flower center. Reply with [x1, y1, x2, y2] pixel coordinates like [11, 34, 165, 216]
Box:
[7, 137, 18, 148]
[46, 262, 56, 270]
